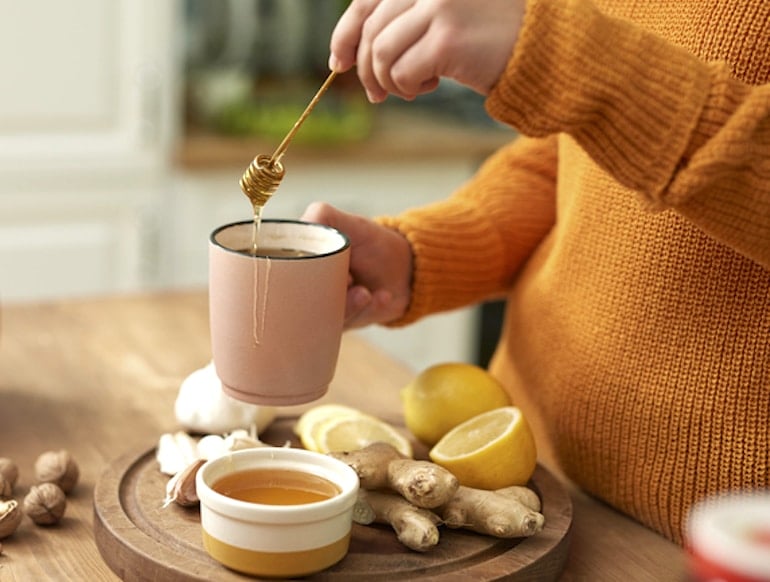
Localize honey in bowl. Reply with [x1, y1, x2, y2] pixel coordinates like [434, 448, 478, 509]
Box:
[213, 468, 340, 505]
[197, 447, 359, 578]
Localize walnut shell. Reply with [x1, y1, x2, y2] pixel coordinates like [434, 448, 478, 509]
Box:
[0, 458, 19, 495]
[0, 499, 23, 539]
[34, 450, 79, 494]
[23, 483, 67, 525]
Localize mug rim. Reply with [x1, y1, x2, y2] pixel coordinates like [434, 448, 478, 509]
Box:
[210, 219, 350, 260]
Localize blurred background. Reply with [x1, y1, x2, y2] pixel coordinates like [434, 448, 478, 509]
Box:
[0, 0, 513, 372]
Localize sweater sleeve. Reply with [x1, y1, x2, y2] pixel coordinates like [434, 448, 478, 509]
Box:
[487, 0, 770, 267]
[378, 135, 558, 325]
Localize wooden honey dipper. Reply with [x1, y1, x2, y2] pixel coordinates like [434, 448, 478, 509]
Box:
[240, 71, 338, 209]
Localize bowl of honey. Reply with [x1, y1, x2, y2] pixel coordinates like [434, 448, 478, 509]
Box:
[196, 446, 359, 578]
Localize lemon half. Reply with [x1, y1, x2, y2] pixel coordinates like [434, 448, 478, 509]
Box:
[428, 406, 537, 489]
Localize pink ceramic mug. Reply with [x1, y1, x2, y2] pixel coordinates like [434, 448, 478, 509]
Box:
[209, 220, 350, 405]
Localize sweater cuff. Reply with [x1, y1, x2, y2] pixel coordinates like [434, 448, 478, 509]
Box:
[375, 205, 507, 326]
[487, 0, 709, 202]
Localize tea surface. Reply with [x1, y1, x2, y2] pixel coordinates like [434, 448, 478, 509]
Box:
[234, 246, 314, 258]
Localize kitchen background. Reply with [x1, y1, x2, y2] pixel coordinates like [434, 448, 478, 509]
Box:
[0, 0, 514, 372]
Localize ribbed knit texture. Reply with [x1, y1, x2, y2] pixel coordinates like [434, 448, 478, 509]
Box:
[379, 0, 770, 544]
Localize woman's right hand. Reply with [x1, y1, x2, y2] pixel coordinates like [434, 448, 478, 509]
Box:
[300, 202, 413, 329]
[329, 0, 526, 103]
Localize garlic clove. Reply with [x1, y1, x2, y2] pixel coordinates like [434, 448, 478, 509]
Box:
[163, 459, 206, 508]
[196, 435, 228, 460]
[174, 362, 278, 434]
[222, 429, 267, 451]
[156, 431, 201, 476]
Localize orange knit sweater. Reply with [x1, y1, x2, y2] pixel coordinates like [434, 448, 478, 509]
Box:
[380, 0, 769, 544]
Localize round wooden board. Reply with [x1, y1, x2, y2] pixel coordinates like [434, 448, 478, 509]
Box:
[93, 418, 572, 581]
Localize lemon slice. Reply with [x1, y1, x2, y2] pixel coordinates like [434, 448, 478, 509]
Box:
[429, 406, 536, 489]
[313, 415, 413, 457]
[294, 404, 364, 452]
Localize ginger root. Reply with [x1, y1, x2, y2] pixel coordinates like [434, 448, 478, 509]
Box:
[355, 489, 441, 552]
[439, 485, 545, 538]
[331, 442, 459, 508]
[331, 442, 545, 551]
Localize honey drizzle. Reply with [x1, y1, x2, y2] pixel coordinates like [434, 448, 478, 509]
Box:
[251, 253, 270, 346]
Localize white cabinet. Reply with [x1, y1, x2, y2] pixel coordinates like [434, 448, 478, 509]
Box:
[0, 0, 178, 302]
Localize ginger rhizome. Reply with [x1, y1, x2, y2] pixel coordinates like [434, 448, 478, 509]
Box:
[441, 485, 544, 537]
[332, 442, 545, 551]
[331, 441, 459, 508]
[355, 489, 442, 552]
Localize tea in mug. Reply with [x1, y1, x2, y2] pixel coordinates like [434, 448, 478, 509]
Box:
[235, 246, 315, 258]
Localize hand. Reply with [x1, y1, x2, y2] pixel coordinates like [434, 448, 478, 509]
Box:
[329, 0, 526, 102]
[300, 202, 413, 328]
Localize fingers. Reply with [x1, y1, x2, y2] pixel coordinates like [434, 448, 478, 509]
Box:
[344, 285, 373, 328]
[300, 201, 412, 329]
[331, 0, 525, 101]
[329, 0, 382, 73]
[300, 200, 337, 225]
[358, 0, 421, 102]
[331, 0, 436, 103]
[344, 286, 398, 329]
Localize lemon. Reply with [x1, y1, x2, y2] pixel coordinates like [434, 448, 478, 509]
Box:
[401, 362, 511, 446]
[428, 406, 537, 489]
[294, 404, 364, 452]
[313, 415, 413, 457]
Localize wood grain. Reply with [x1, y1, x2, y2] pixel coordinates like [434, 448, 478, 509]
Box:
[93, 419, 572, 581]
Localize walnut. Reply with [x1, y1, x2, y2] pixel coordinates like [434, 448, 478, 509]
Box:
[34, 450, 79, 494]
[23, 483, 67, 525]
[0, 475, 12, 499]
[0, 458, 19, 496]
[0, 499, 23, 539]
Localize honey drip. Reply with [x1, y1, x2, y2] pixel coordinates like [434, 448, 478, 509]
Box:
[251, 254, 270, 346]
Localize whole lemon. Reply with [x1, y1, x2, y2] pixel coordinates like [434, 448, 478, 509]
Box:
[401, 362, 511, 446]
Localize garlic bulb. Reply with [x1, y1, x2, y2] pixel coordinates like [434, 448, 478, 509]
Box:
[174, 362, 278, 434]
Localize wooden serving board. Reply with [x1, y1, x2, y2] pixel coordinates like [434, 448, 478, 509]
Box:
[93, 418, 572, 581]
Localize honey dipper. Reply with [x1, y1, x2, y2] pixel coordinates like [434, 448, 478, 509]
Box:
[240, 71, 338, 208]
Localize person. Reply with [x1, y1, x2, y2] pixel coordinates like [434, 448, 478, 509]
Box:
[301, 0, 770, 545]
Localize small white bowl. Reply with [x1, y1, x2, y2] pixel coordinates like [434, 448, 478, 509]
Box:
[196, 447, 359, 578]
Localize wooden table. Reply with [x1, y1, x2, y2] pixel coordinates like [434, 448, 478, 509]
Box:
[0, 292, 687, 580]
